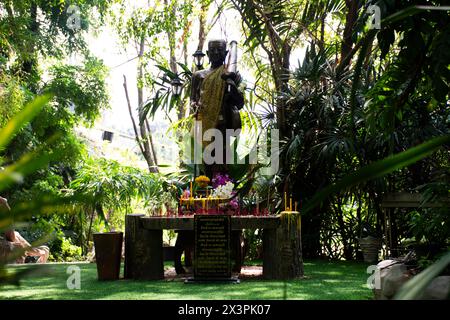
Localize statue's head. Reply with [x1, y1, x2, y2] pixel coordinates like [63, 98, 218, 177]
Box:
[207, 39, 228, 67]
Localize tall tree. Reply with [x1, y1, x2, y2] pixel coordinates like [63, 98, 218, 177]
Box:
[0, 0, 112, 178]
[114, 0, 198, 172]
[230, 0, 344, 137]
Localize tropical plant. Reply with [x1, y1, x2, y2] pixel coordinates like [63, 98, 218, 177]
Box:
[0, 94, 82, 285]
[67, 157, 167, 253]
[0, 1, 112, 264]
[230, 0, 346, 136]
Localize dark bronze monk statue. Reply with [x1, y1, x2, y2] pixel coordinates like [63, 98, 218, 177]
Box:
[174, 40, 246, 275]
[190, 39, 245, 178]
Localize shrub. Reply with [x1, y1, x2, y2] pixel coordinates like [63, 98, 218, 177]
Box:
[53, 237, 83, 262]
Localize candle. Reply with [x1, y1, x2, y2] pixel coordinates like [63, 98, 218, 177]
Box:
[295, 201, 298, 212]
[284, 192, 287, 211]
[256, 193, 259, 216]
[290, 197, 292, 212]
[190, 181, 193, 195]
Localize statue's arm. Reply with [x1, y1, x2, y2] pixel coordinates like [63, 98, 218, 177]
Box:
[191, 73, 200, 104]
[226, 73, 245, 110]
[190, 73, 203, 117]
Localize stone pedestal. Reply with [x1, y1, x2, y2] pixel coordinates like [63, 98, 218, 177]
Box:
[263, 212, 303, 279]
[124, 214, 163, 280]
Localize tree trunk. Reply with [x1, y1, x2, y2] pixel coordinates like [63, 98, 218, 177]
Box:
[263, 213, 303, 279]
[136, 37, 158, 173]
[339, 0, 359, 72]
[85, 208, 95, 255]
[22, 2, 39, 87]
[145, 119, 158, 167]
[197, 0, 209, 51]
[165, 0, 178, 75]
[335, 197, 353, 260]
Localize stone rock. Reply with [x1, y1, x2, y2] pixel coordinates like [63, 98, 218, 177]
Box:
[374, 260, 412, 300]
[382, 264, 410, 299]
[377, 259, 398, 269]
[420, 276, 450, 300]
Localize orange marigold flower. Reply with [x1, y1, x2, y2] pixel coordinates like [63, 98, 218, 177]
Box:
[195, 175, 210, 183]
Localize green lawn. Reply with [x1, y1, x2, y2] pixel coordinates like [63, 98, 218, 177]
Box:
[0, 260, 373, 300]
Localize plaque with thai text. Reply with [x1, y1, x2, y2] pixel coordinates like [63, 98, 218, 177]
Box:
[194, 215, 231, 278]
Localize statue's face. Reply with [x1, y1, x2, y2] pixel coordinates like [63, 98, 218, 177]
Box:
[207, 41, 227, 66]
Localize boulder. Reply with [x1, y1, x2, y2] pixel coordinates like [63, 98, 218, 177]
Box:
[420, 276, 450, 300]
[382, 264, 411, 299]
[374, 260, 412, 300]
[377, 259, 398, 269]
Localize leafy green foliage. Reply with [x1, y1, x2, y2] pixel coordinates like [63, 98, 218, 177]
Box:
[63, 156, 173, 253]
[142, 63, 192, 122]
[241, 1, 450, 259]
[0, 0, 112, 277]
[0, 0, 448, 272]
[0, 0, 111, 225]
[366, 1, 450, 141]
[69, 157, 166, 216]
[408, 208, 450, 246]
[113, 0, 192, 49]
[0, 0, 113, 66]
[0, 94, 52, 150]
[16, 217, 83, 262]
[0, 94, 72, 284]
[0, 76, 27, 129]
[302, 135, 450, 214]
[45, 55, 109, 126]
[0, 2, 111, 251]
[51, 237, 83, 262]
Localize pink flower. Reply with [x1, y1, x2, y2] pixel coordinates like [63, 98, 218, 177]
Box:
[230, 198, 239, 209]
[182, 189, 190, 199]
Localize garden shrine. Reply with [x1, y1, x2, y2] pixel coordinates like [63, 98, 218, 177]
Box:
[95, 39, 305, 282]
[1, 1, 449, 302]
[124, 181, 303, 281]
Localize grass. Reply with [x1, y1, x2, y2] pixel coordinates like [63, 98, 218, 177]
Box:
[0, 260, 373, 300]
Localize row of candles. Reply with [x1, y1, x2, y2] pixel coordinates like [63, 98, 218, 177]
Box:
[153, 181, 299, 216]
[151, 208, 273, 217]
[178, 181, 223, 210]
[284, 192, 298, 212]
[153, 202, 297, 218]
